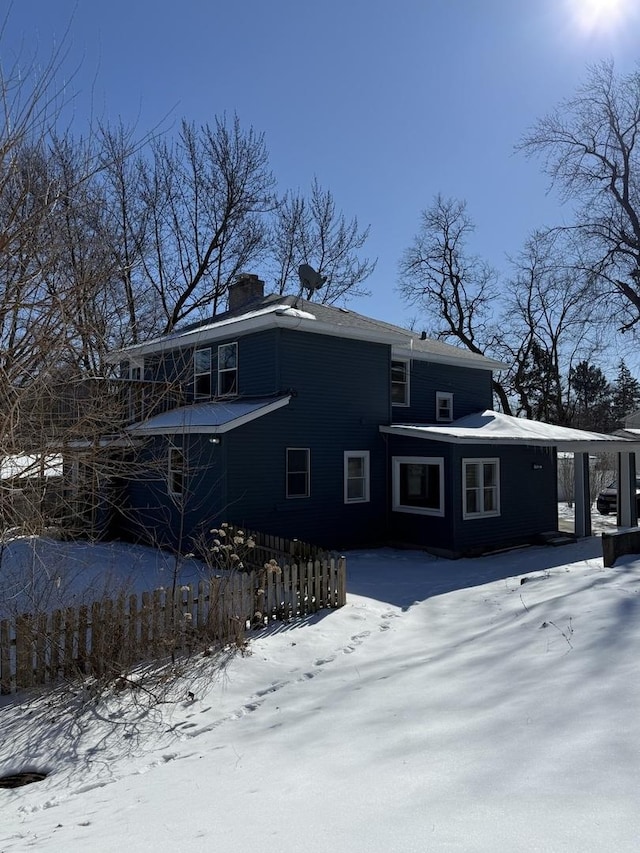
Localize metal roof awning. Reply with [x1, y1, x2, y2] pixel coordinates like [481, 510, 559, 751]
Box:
[380, 410, 640, 453]
[127, 395, 291, 436]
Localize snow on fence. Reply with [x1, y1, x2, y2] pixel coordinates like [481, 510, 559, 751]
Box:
[0, 557, 346, 695]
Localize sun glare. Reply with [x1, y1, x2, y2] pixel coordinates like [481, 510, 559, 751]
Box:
[568, 0, 630, 34]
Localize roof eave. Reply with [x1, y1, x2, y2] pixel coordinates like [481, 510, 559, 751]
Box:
[392, 346, 507, 371]
[380, 424, 640, 451]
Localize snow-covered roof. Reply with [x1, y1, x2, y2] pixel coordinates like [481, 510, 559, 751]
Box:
[127, 395, 291, 436]
[108, 295, 505, 372]
[381, 410, 640, 452]
[0, 454, 63, 480]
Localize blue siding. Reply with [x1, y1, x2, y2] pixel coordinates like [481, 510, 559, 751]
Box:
[392, 360, 493, 423]
[141, 330, 281, 402]
[386, 435, 558, 556]
[450, 444, 558, 554]
[119, 434, 226, 550]
[220, 330, 391, 548]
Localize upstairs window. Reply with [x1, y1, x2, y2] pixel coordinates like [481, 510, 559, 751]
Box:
[217, 342, 238, 396]
[168, 447, 186, 497]
[392, 456, 444, 516]
[344, 451, 370, 503]
[436, 391, 453, 422]
[129, 358, 144, 380]
[194, 347, 212, 399]
[463, 459, 500, 519]
[286, 448, 310, 498]
[127, 358, 145, 421]
[391, 359, 409, 406]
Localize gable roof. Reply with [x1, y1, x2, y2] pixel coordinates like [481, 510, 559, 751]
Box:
[381, 410, 640, 452]
[109, 294, 506, 372]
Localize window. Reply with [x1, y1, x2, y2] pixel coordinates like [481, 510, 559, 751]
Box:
[127, 358, 145, 420]
[218, 342, 238, 396]
[286, 448, 310, 498]
[463, 458, 500, 519]
[128, 358, 144, 380]
[436, 391, 453, 422]
[391, 359, 409, 406]
[344, 451, 370, 503]
[392, 456, 444, 516]
[194, 347, 212, 399]
[168, 447, 186, 496]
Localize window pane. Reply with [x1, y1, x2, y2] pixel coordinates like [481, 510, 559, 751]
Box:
[400, 463, 440, 509]
[391, 362, 406, 382]
[347, 478, 365, 500]
[195, 349, 210, 373]
[483, 463, 496, 487]
[219, 343, 237, 369]
[483, 488, 496, 512]
[287, 472, 308, 496]
[218, 371, 237, 395]
[195, 375, 210, 396]
[348, 457, 364, 478]
[466, 490, 478, 514]
[392, 384, 406, 404]
[288, 449, 308, 471]
[465, 464, 479, 488]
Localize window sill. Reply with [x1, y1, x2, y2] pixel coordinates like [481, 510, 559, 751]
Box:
[392, 505, 444, 517]
[463, 511, 501, 521]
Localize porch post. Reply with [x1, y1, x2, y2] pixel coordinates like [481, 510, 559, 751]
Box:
[573, 452, 592, 537]
[617, 451, 637, 528]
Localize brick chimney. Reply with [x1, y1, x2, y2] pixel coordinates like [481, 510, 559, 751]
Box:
[228, 274, 265, 312]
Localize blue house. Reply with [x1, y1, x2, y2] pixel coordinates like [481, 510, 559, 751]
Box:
[108, 274, 639, 556]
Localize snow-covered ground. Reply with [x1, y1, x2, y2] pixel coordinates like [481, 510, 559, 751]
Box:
[1, 515, 639, 851]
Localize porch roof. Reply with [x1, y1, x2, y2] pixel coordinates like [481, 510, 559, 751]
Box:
[127, 395, 291, 436]
[380, 410, 640, 452]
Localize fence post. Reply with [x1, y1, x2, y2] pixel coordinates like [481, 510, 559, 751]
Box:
[126, 595, 138, 666]
[90, 601, 103, 678]
[50, 609, 62, 682]
[0, 620, 10, 695]
[77, 604, 89, 676]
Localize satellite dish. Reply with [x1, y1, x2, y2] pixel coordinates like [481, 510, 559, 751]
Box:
[297, 263, 327, 299]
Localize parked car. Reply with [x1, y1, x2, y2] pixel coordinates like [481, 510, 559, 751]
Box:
[596, 477, 640, 515]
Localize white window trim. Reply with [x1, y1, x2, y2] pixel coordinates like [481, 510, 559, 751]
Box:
[344, 451, 370, 504]
[217, 342, 238, 397]
[391, 358, 410, 407]
[168, 446, 186, 497]
[462, 458, 501, 519]
[392, 456, 444, 516]
[436, 391, 453, 422]
[194, 347, 212, 400]
[286, 447, 310, 499]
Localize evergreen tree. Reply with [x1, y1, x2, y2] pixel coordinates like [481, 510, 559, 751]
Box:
[611, 360, 640, 429]
[568, 361, 613, 432]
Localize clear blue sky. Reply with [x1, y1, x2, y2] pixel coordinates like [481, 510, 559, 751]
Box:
[4, 0, 640, 331]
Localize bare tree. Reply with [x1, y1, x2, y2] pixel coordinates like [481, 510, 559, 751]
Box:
[97, 121, 160, 347]
[398, 195, 510, 411]
[270, 178, 375, 303]
[520, 60, 640, 332]
[139, 116, 274, 332]
[499, 230, 601, 424]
